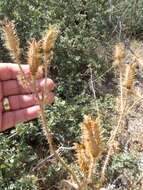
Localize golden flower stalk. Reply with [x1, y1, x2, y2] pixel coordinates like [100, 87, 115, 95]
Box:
[101, 42, 136, 185]
[101, 44, 126, 183]
[114, 43, 125, 65]
[43, 25, 59, 63]
[74, 143, 90, 173]
[42, 25, 59, 68]
[123, 63, 135, 90]
[42, 25, 59, 105]
[27, 39, 41, 76]
[113, 42, 126, 112]
[2, 19, 21, 63]
[75, 115, 102, 178]
[2, 19, 30, 90]
[1, 19, 81, 190]
[81, 115, 102, 159]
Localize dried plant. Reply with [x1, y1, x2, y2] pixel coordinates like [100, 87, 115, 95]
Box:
[42, 25, 59, 104]
[123, 63, 135, 90]
[2, 19, 21, 63]
[74, 143, 90, 174]
[27, 39, 41, 77]
[100, 42, 127, 184]
[100, 42, 140, 185]
[113, 42, 125, 70]
[43, 25, 59, 63]
[79, 115, 102, 161]
[2, 19, 142, 190]
[113, 42, 126, 112]
[73, 115, 103, 188]
[1, 19, 80, 190]
[2, 19, 31, 89]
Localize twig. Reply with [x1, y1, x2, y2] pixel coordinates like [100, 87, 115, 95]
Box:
[100, 65, 128, 183]
[87, 157, 95, 182]
[30, 73, 81, 188]
[39, 108, 81, 188]
[108, 0, 113, 23]
[32, 146, 74, 172]
[90, 67, 101, 120]
[100, 109, 125, 183]
[120, 71, 124, 112]
[92, 65, 114, 83]
[62, 180, 78, 190]
[132, 174, 143, 188]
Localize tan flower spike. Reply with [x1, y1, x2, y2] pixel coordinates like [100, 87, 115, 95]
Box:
[43, 25, 59, 63]
[27, 39, 41, 76]
[2, 19, 20, 62]
[74, 115, 102, 175]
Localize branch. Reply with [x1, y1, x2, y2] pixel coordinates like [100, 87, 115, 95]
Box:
[32, 146, 74, 172]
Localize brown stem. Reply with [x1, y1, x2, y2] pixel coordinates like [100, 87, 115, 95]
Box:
[100, 111, 123, 183]
[100, 68, 128, 184]
[120, 71, 123, 112]
[16, 58, 30, 85]
[31, 74, 80, 188]
[17, 63, 80, 189]
[39, 107, 81, 188]
[88, 157, 96, 182]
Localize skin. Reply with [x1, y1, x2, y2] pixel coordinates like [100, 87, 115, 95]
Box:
[0, 63, 55, 132]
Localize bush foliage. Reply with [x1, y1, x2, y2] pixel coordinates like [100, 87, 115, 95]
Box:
[0, 0, 143, 189]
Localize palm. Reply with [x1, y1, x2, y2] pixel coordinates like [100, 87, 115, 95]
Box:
[0, 63, 54, 132]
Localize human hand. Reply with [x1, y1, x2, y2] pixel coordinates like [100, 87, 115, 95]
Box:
[0, 63, 55, 132]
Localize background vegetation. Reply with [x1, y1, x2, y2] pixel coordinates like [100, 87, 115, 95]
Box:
[0, 0, 143, 189]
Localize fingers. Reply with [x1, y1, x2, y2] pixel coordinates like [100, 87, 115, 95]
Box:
[0, 63, 43, 80]
[0, 86, 55, 132]
[1, 106, 40, 131]
[8, 92, 54, 110]
[2, 78, 55, 96]
[0, 82, 2, 101]
[0, 102, 2, 132]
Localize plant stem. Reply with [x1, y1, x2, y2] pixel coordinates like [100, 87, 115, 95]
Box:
[120, 71, 124, 112]
[39, 106, 81, 188]
[100, 68, 127, 184]
[19, 64, 81, 189]
[88, 157, 95, 182]
[31, 74, 81, 188]
[100, 110, 124, 183]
